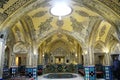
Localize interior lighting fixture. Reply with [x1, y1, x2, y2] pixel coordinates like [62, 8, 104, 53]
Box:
[50, 3, 72, 20]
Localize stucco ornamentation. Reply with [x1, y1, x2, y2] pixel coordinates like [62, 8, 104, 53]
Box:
[32, 11, 47, 18]
[70, 16, 84, 32]
[38, 17, 53, 36]
[13, 41, 28, 53]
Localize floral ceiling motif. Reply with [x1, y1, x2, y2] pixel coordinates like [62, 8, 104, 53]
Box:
[70, 16, 84, 32]
[38, 17, 53, 36]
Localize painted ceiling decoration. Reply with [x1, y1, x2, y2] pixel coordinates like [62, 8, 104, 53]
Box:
[38, 17, 53, 35]
[51, 47, 68, 57]
[13, 41, 28, 53]
[0, 0, 9, 8]
[70, 16, 84, 32]
[32, 11, 47, 18]
[0, 0, 120, 55]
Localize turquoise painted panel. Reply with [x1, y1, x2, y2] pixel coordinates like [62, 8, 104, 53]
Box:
[104, 66, 113, 80]
[84, 66, 96, 80]
[26, 67, 37, 80]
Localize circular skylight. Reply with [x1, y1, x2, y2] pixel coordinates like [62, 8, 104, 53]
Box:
[50, 5, 72, 19]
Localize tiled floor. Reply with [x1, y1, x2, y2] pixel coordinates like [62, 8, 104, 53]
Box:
[3, 74, 105, 80]
[37, 75, 105, 80]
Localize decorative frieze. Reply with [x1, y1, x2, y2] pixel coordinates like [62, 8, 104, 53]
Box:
[75, 10, 89, 17]
[98, 0, 120, 15]
[0, 0, 9, 8]
[32, 11, 47, 18]
[4, 0, 30, 16]
[13, 41, 28, 53]
[0, 12, 8, 23]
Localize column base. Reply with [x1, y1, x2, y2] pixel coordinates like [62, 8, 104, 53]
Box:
[26, 67, 37, 80]
[84, 66, 96, 80]
[104, 66, 113, 80]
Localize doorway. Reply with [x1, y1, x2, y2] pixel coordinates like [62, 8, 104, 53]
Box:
[55, 57, 64, 64]
[15, 54, 27, 66]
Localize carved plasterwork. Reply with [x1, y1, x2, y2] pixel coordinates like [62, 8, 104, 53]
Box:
[70, 16, 84, 32]
[23, 15, 35, 41]
[32, 11, 47, 18]
[56, 20, 64, 27]
[0, 0, 9, 8]
[75, 10, 89, 17]
[111, 43, 120, 54]
[0, 13, 8, 23]
[57, 33, 63, 38]
[98, 0, 120, 15]
[94, 41, 105, 53]
[13, 41, 28, 53]
[99, 25, 106, 38]
[50, 44, 71, 53]
[52, 47, 68, 57]
[67, 36, 74, 44]
[0, 0, 119, 60]
[45, 37, 52, 45]
[95, 21, 111, 42]
[4, 0, 31, 16]
[12, 23, 25, 42]
[38, 17, 53, 36]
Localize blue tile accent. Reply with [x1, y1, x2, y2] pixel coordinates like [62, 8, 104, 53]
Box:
[77, 64, 84, 69]
[0, 78, 2, 80]
[84, 66, 96, 80]
[104, 66, 113, 80]
[26, 67, 37, 80]
[37, 65, 43, 69]
[10, 67, 18, 78]
[37, 65, 43, 75]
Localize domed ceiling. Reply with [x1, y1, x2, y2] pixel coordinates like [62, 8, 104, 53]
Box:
[0, 0, 120, 54]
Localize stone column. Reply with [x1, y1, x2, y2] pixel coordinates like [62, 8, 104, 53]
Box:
[26, 45, 37, 80]
[84, 46, 96, 80]
[0, 39, 5, 80]
[38, 47, 42, 64]
[83, 50, 88, 66]
[78, 44, 82, 64]
[10, 54, 18, 78]
[103, 53, 113, 80]
[84, 17, 101, 80]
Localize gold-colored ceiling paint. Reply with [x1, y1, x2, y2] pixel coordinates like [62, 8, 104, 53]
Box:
[73, 6, 99, 16]
[96, 21, 111, 42]
[61, 16, 73, 31]
[12, 21, 25, 42]
[0, 0, 17, 12]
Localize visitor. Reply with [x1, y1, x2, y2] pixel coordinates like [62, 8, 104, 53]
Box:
[112, 57, 120, 80]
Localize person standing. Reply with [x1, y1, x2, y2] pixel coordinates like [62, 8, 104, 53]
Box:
[112, 57, 120, 80]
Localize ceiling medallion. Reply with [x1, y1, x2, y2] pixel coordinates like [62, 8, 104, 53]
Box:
[50, 4, 72, 20]
[56, 20, 64, 27]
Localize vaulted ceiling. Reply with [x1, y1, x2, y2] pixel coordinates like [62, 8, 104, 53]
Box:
[0, 0, 120, 54]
